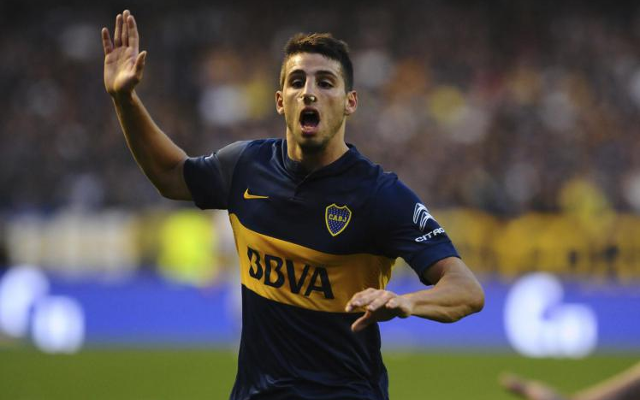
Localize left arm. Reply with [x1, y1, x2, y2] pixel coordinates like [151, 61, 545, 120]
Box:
[345, 257, 484, 332]
[499, 361, 640, 400]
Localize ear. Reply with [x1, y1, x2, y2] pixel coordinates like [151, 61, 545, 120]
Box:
[344, 90, 358, 116]
[275, 90, 284, 115]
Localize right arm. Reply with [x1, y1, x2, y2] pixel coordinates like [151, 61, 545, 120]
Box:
[102, 10, 190, 200]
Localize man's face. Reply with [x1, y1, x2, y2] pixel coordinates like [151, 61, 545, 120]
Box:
[276, 53, 357, 154]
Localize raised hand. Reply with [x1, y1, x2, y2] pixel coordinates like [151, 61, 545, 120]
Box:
[102, 10, 147, 97]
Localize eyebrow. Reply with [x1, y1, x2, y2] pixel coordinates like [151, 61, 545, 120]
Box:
[288, 69, 339, 79]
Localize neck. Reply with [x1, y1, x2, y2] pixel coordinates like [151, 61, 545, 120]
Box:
[286, 132, 349, 172]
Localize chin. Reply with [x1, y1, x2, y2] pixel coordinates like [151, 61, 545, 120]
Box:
[297, 137, 328, 155]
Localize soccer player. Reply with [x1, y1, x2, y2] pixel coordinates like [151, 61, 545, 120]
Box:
[102, 10, 485, 400]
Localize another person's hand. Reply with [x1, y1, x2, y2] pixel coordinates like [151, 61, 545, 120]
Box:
[345, 288, 412, 332]
[500, 372, 568, 400]
[102, 10, 147, 97]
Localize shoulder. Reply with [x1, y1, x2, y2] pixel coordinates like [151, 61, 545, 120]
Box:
[369, 171, 425, 228]
[226, 138, 276, 154]
[344, 147, 394, 188]
[248, 138, 282, 149]
[337, 147, 411, 209]
[219, 138, 282, 169]
[234, 138, 282, 158]
[376, 173, 415, 202]
[358, 159, 414, 208]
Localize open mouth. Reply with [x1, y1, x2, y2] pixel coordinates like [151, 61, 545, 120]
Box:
[299, 108, 320, 132]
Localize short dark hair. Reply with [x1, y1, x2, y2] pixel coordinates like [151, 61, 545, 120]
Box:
[279, 33, 354, 92]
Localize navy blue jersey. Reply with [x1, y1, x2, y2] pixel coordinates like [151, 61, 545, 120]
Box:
[183, 139, 459, 400]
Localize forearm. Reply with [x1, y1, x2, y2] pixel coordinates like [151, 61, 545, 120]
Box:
[345, 258, 484, 331]
[112, 91, 189, 199]
[573, 362, 640, 400]
[402, 262, 484, 322]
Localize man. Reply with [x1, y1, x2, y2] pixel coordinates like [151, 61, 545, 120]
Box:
[102, 10, 484, 400]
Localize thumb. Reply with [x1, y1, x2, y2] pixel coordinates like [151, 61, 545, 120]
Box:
[351, 311, 373, 333]
[135, 51, 147, 75]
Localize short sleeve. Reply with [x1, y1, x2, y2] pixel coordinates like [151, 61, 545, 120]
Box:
[374, 176, 459, 284]
[183, 140, 249, 210]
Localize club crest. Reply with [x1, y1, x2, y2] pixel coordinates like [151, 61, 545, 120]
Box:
[325, 204, 352, 237]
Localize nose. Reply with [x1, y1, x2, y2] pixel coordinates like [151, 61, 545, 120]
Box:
[302, 94, 317, 104]
[300, 79, 318, 104]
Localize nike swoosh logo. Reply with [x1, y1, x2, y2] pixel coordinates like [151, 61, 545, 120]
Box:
[244, 188, 269, 200]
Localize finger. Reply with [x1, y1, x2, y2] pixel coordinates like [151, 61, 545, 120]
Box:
[366, 293, 394, 312]
[135, 51, 147, 77]
[114, 13, 122, 47]
[351, 311, 374, 332]
[356, 290, 386, 308]
[101, 27, 113, 55]
[345, 288, 377, 311]
[128, 13, 139, 52]
[352, 288, 380, 304]
[122, 10, 130, 47]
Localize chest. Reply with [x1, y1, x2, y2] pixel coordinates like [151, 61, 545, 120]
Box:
[229, 163, 376, 255]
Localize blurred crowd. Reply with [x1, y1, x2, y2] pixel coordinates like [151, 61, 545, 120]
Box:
[2, 0, 640, 216]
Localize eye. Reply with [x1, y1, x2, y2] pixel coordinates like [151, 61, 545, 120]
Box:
[290, 78, 304, 88]
[318, 80, 333, 88]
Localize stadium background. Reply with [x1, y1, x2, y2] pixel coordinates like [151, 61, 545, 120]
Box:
[1, 0, 639, 399]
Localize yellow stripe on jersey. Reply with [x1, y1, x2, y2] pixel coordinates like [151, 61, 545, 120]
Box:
[229, 213, 394, 313]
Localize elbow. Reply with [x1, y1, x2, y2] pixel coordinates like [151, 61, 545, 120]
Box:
[157, 185, 176, 200]
[446, 281, 485, 323]
[468, 281, 485, 314]
[151, 169, 189, 200]
[466, 279, 485, 316]
[153, 180, 174, 199]
[157, 185, 186, 201]
[146, 159, 188, 200]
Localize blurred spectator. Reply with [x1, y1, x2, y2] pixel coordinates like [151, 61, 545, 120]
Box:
[3, 1, 640, 280]
[1, 1, 640, 214]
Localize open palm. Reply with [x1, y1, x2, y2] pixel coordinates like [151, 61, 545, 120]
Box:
[102, 10, 147, 96]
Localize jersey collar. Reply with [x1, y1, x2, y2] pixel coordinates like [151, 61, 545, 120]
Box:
[280, 139, 360, 180]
